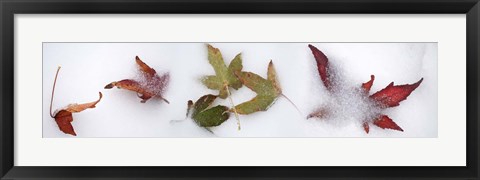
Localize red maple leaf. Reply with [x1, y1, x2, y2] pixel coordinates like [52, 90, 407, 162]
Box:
[307, 44, 423, 133]
[105, 56, 170, 103]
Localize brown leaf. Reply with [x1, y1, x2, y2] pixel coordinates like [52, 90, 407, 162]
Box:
[105, 79, 154, 103]
[105, 56, 170, 103]
[307, 108, 329, 119]
[53, 92, 103, 136]
[54, 110, 76, 136]
[136, 56, 156, 78]
[49, 66, 103, 136]
[64, 92, 103, 112]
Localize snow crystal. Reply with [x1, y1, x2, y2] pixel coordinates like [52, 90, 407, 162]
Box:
[309, 61, 382, 127]
[135, 71, 170, 97]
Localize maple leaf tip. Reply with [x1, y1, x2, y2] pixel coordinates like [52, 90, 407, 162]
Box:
[394, 125, 404, 132]
[135, 56, 144, 65]
[104, 83, 114, 89]
[363, 123, 370, 133]
[416, 78, 424, 85]
[307, 44, 325, 56]
[162, 98, 170, 104]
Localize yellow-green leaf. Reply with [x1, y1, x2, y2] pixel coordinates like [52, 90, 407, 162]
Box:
[201, 44, 243, 99]
[234, 60, 282, 115]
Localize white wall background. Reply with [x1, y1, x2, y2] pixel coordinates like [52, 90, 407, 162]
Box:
[42, 43, 437, 137]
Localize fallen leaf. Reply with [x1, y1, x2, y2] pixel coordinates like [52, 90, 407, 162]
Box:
[307, 108, 330, 119]
[370, 78, 424, 108]
[234, 60, 282, 115]
[49, 66, 103, 136]
[105, 56, 169, 103]
[361, 75, 375, 93]
[308, 44, 333, 91]
[307, 44, 423, 133]
[361, 77, 422, 133]
[187, 94, 230, 127]
[202, 44, 243, 99]
[372, 115, 404, 131]
[202, 44, 245, 130]
[53, 92, 103, 136]
[362, 122, 370, 134]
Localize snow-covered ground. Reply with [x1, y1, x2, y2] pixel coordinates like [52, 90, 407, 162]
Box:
[42, 43, 437, 137]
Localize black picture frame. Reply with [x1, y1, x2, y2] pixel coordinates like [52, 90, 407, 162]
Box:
[1, 0, 478, 179]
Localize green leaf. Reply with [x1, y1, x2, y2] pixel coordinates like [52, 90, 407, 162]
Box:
[188, 94, 230, 127]
[234, 60, 282, 115]
[201, 44, 243, 99]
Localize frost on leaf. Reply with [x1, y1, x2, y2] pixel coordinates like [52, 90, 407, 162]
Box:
[234, 60, 282, 115]
[307, 44, 423, 133]
[187, 94, 230, 127]
[49, 67, 102, 136]
[105, 56, 170, 103]
[361, 76, 422, 133]
[202, 44, 243, 99]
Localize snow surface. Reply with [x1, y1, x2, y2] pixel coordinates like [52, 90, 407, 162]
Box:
[42, 43, 437, 137]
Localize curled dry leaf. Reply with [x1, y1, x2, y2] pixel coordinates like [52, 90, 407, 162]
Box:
[105, 56, 170, 103]
[307, 44, 423, 133]
[49, 66, 102, 136]
[187, 94, 230, 127]
[53, 93, 103, 136]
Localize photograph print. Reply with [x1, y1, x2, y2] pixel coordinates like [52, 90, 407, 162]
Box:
[42, 43, 437, 137]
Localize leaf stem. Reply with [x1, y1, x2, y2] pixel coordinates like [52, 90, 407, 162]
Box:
[49, 66, 61, 118]
[204, 127, 215, 134]
[225, 85, 241, 130]
[281, 93, 303, 116]
[169, 118, 187, 124]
